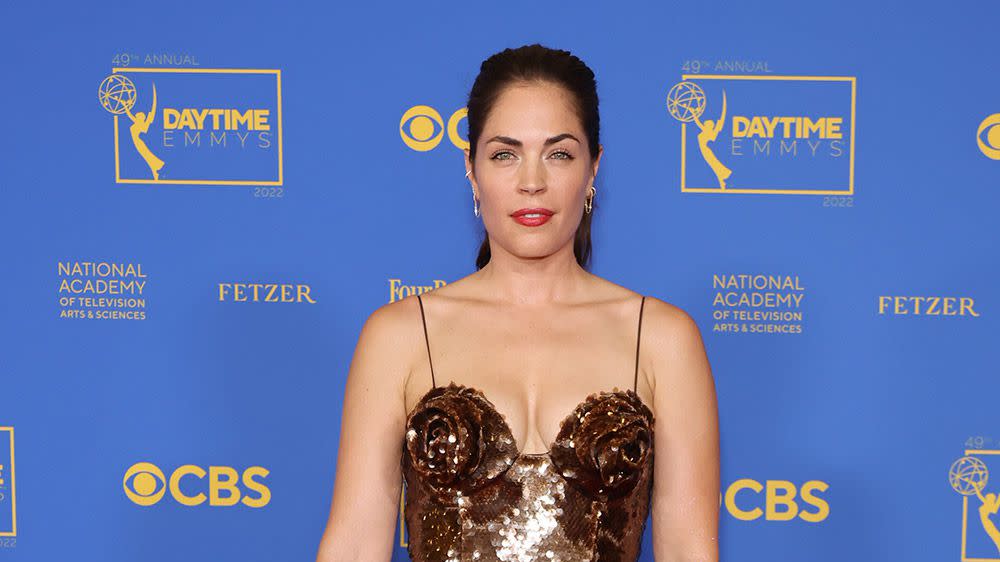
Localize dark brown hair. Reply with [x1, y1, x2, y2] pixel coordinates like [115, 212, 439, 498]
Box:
[466, 43, 601, 270]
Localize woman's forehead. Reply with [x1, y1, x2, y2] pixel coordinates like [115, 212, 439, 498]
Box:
[483, 84, 583, 141]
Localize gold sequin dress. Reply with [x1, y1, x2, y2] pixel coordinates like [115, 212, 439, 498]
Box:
[401, 295, 654, 562]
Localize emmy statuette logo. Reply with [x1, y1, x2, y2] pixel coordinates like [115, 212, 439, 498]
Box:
[667, 81, 731, 189]
[950, 452, 1000, 558]
[99, 75, 165, 180]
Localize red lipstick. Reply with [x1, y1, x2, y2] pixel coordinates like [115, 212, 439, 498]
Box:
[510, 207, 554, 227]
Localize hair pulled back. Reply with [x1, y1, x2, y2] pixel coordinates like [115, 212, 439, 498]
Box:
[466, 43, 601, 270]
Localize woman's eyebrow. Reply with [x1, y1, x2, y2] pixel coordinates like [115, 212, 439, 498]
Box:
[485, 133, 580, 146]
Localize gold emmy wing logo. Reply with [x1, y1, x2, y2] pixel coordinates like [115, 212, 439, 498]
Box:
[950, 451, 1000, 559]
[667, 81, 732, 189]
[400, 105, 468, 151]
[99, 75, 165, 180]
[977, 114, 1000, 160]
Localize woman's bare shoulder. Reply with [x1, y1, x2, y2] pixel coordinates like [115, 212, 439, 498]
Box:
[365, 292, 423, 329]
[641, 294, 697, 328]
[365, 292, 434, 340]
[639, 295, 710, 385]
[351, 294, 429, 388]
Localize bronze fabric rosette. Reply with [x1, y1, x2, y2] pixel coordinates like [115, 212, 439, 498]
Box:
[549, 389, 655, 500]
[401, 382, 518, 503]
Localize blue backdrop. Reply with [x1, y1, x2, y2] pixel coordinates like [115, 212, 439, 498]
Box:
[1, 1, 998, 560]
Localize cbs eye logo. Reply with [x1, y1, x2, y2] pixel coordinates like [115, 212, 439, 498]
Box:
[400, 105, 468, 151]
[978, 113, 1000, 160]
[123, 461, 270, 508]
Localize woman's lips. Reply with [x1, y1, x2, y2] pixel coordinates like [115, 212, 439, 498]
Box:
[510, 208, 554, 227]
[512, 213, 552, 226]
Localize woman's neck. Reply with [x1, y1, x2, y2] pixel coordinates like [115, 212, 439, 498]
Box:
[473, 244, 591, 306]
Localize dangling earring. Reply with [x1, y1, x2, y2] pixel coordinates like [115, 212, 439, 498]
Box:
[584, 184, 597, 214]
[466, 169, 480, 217]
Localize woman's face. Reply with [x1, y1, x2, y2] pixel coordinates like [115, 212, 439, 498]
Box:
[465, 81, 602, 262]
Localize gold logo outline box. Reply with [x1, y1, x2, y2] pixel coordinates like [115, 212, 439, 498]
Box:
[111, 67, 284, 186]
[679, 74, 857, 196]
[0, 427, 15, 537]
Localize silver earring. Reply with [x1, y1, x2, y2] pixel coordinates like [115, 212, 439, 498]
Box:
[584, 184, 597, 214]
[466, 169, 480, 217]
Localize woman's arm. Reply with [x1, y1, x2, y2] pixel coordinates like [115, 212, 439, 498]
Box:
[315, 298, 419, 562]
[646, 297, 721, 562]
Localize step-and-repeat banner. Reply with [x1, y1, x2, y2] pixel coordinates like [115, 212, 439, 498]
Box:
[1, 2, 998, 561]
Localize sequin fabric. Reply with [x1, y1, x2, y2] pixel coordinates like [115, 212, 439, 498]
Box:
[401, 382, 655, 562]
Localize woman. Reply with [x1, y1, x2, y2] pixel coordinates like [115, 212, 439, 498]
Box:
[316, 44, 719, 561]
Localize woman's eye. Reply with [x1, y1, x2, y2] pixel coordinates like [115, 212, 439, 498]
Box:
[489, 150, 573, 160]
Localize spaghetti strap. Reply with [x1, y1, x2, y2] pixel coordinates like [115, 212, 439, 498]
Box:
[416, 294, 437, 389]
[633, 295, 646, 392]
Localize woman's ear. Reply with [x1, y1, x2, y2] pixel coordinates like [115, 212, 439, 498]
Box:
[464, 148, 478, 196]
[592, 143, 604, 181]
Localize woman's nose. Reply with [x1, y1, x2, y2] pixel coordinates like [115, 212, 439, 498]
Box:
[518, 160, 547, 194]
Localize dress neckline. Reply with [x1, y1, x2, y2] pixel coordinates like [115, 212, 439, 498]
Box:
[404, 381, 653, 459]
